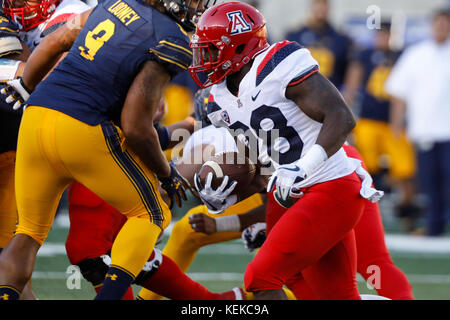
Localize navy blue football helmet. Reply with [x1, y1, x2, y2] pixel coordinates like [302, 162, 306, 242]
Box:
[160, 0, 218, 32]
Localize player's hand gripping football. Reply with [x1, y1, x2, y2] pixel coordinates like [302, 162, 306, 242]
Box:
[267, 163, 307, 201]
[0, 77, 32, 111]
[158, 162, 188, 209]
[194, 172, 238, 215]
[242, 222, 267, 252]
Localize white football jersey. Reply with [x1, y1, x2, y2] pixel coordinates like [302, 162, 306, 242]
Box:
[208, 41, 358, 189]
[21, 0, 90, 51]
[183, 124, 238, 159]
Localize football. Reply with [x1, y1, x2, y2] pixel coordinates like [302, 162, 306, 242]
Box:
[197, 151, 256, 195]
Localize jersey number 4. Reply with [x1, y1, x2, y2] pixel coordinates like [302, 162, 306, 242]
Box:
[79, 19, 115, 61]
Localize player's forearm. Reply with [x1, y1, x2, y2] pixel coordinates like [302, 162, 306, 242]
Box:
[22, 44, 63, 90]
[315, 106, 356, 157]
[22, 10, 91, 90]
[238, 195, 267, 230]
[125, 126, 171, 178]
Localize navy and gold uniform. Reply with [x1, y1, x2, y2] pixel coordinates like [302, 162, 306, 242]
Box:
[353, 48, 415, 179]
[28, 0, 191, 125]
[0, 10, 22, 58]
[285, 24, 352, 89]
[16, 0, 192, 281]
[0, 11, 23, 249]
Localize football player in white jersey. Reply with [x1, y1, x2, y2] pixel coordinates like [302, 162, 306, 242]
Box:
[188, 1, 378, 300]
[3, 0, 90, 51]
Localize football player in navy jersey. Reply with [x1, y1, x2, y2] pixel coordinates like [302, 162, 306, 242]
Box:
[285, 0, 352, 89]
[0, 0, 214, 300]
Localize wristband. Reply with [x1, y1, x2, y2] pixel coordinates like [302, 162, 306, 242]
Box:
[297, 144, 328, 177]
[215, 214, 241, 232]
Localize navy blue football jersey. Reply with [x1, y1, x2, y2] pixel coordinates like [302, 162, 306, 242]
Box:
[27, 0, 192, 125]
[0, 10, 22, 57]
[356, 48, 400, 122]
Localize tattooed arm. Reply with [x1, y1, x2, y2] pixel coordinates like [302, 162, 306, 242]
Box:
[121, 60, 172, 178]
[285, 72, 356, 157]
[22, 9, 93, 90]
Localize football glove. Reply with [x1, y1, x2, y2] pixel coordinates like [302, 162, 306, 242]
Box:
[158, 162, 187, 209]
[267, 163, 307, 202]
[194, 172, 238, 215]
[0, 77, 32, 111]
[241, 222, 266, 252]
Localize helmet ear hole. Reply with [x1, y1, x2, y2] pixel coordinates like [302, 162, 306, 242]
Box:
[236, 44, 246, 54]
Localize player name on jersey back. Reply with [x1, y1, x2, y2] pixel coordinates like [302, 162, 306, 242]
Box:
[107, 0, 141, 26]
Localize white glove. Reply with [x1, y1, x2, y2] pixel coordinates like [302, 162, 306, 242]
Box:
[267, 144, 328, 202]
[267, 163, 307, 202]
[241, 222, 266, 252]
[0, 77, 32, 111]
[194, 172, 238, 214]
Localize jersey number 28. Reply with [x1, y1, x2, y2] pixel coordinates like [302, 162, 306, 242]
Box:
[229, 105, 303, 165]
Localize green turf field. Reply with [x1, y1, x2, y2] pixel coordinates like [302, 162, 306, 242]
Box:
[31, 216, 450, 300]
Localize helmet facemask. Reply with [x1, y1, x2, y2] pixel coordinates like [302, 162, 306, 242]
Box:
[190, 34, 233, 88]
[3, 0, 59, 31]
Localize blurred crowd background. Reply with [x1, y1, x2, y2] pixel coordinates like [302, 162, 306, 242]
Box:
[76, 0, 450, 237]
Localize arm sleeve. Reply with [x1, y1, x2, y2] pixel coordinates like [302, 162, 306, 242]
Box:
[148, 35, 192, 78]
[279, 46, 319, 98]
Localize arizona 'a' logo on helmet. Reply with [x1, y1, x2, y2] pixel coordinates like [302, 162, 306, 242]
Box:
[227, 10, 252, 35]
[188, 1, 269, 88]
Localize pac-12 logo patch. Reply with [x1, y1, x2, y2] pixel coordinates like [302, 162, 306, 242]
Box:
[227, 10, 252, 35]
[221, 110, 231, 124]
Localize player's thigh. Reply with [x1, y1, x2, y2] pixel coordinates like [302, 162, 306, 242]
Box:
[57, 119, 171, 230]
[248, 174, 365, 283]
[265, 191, 288, 235]
[66, 183, 126, 264]
[301, 230, 360, 300]
[14, 108, 72, 245]
[0, 151, 17, 248]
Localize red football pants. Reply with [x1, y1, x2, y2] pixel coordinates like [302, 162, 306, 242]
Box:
[244, 172, 365, 299]
[346, 145, 414, 300]
[261, 145, 414, 300]
[65, 182, 126, 265]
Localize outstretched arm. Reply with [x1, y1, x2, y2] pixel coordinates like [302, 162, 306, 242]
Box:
[121, 60, 172, 178]
[22, 9, 93, 90]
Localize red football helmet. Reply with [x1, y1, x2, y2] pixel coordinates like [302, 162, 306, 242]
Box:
[3, 0, 60, 31]
[189, 1, 269, 88]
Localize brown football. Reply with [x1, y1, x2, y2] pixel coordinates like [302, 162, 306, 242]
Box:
[197, 151, 256, 195]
